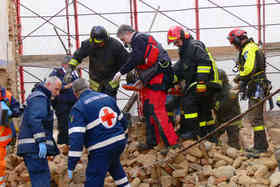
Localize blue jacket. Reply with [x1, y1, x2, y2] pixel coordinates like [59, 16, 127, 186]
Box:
[49, 67, 78, 115]
[68, 89, 127, 170]
[17, 84, 59, 156]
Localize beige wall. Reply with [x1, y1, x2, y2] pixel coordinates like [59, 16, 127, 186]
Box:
[0, 0, 8, 67]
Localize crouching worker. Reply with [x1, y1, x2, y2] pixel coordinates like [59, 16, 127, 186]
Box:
[67, 78, 130, 187]
[0, 87, 21, 186]
[17, 77, 61, 187]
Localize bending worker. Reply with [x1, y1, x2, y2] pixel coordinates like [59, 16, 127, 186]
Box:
[68, 25, 129, 98]
[67, 78, 129, 187]
[17, 77, 61, 186]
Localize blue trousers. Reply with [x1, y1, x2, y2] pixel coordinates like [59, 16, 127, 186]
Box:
[23, 154, 50, 187]
[85, 140, 129, 187]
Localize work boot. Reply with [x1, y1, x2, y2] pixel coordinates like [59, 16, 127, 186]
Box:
[180, 132, 195, 140]
[227, 125, 241, 150]
[246, 147, 267, 158]
[137, 143, 155, 151]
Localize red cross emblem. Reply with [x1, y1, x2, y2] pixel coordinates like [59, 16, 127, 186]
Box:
[99, 107, 117, 128]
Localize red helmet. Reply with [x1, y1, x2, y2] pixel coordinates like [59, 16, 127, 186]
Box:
[167, 26, 190, 44]
[227, 29, 247, 46]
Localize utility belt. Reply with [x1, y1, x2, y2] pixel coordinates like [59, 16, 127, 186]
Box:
[247, 72, 272, 102]
[137, 60, 173, 88]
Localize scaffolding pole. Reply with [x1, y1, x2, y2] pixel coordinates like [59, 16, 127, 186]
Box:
[257, 0, 262, 44]
[16, 0, 25, 103]
[195, 0, 200, 40]
[65, 0, 72, 55]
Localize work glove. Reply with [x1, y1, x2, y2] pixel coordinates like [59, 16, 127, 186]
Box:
[277, 96, 280, 107]
[108, 80, 120, 89]
[112, 72, 122, 83]
[68, 170, 73, 180]
[38, 142, 47, 159]
[89, 79, 100, 91]
[196, 81, 207, 93]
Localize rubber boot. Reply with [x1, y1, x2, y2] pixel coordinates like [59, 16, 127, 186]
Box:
[226, 125, 241, 150]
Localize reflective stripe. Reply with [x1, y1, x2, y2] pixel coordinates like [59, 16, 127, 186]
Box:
[33, 132, 46, 140]
[124, 184, 131, 187]
[18, 138, 54, 146]
[69, 58, 79, 66]
[253, 125, 265, 131]
[197, 84, 206, 89]
[240, 42, 259, 77]
[168, 36, 177, 40]
[69, 127, 86, 135]
[184, 113, 198, 119]
[88, 134, 125, 151]
[197, 66, 211, 73]
[18, 138, 35, 144]
[168, 112, 174, 116]
[68, 151, 83, 157]
[0, 176, 5, 182]
[207, 120, 215, 125]
[86, 119, 100, 130]
[200, 121, 206, 127]
[206, 48, 222, 86]
[0, 134, 12, 142]
[115, 177, 128, 185]
[118, 113, 123, 121]
[188, 82, 197, 90]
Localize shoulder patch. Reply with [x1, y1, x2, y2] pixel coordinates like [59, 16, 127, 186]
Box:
[99, 106, 117, 128]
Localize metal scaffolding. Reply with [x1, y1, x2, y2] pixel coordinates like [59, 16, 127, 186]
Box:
[15, 0, 280, 109]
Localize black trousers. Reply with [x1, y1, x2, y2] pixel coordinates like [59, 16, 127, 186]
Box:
[57, 112, 70, 145]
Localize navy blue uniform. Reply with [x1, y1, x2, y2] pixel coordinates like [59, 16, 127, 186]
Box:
[49, 67, 78, 144]
[68, 89, 129, 187]
[17, 84, 59, 187]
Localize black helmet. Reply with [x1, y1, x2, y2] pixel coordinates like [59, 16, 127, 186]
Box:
[90, 26, 108, 44]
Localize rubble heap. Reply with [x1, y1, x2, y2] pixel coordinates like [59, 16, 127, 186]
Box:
[4, 119, 280, 187]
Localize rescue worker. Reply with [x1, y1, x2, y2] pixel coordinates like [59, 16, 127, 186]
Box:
[68, 25, 129, 98]
[49, 56, 79, 145]
[67, 78, 129, 187]
[114, 24, 178, 153]
[17, 76, 61, 186]
[214, 69, 242, 149]
[227, 28, 270, 155]
[168, 26, 221, 143]
[0, 87, 21, 186]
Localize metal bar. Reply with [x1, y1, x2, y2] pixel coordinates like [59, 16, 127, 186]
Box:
[65, 0, 72, 55]
[20, 3, 74, 41]
[257, 0, 262, 44]
[73, 0, 81, 76]
[207, 0, 258, 30]
[19, 3, 280, 18]
[21, 21, 280, 38]
[262, 0, 266, 52]
[195, 0, 200, 40]
[133, 0, 139, 31]
[77, 1, 119, 27]
[130, 0, 134, 28]
[148, 6, 160, 32]
[139, 0, 195, 33]
[23, 69, 43, 82]
[16, 0, 25, 103]
[53, 27, 68, 54]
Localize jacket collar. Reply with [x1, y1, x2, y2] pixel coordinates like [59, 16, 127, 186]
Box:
[35, 83, 52, 99]
[79, 89, 92, 98]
